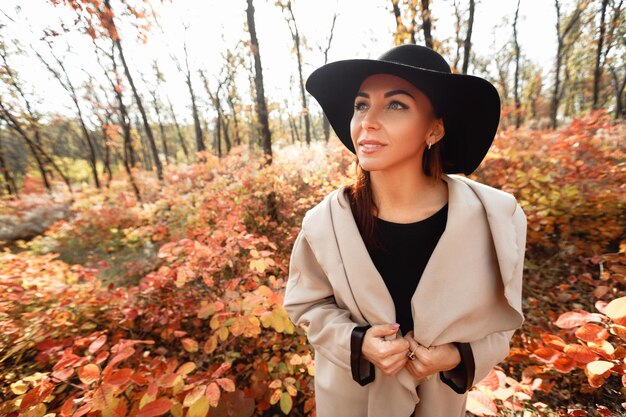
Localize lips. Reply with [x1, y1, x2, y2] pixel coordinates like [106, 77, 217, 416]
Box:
[357, 139, 386, 153]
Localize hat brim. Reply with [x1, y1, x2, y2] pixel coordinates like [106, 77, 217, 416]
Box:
[305, 59, 501, 175]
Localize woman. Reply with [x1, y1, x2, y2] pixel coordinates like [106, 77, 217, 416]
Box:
[283, 44, 527, 417]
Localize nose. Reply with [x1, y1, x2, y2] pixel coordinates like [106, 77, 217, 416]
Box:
[361, 107, 381, 131]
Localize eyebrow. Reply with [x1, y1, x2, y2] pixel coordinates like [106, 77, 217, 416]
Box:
[355, 90, 415, 99]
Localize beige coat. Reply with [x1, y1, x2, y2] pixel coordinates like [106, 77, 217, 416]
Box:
[283, 173, 527, 417]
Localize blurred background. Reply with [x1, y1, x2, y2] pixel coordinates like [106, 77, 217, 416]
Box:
[0, 1, 624, 416]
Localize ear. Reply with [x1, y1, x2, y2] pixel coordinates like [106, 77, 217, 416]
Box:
[428, 118, 445, 144]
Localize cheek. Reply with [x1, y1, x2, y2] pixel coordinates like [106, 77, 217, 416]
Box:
[349, 116, 360, 143]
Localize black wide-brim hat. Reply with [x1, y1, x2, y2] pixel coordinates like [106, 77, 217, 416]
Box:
[305, 44, 501, 175]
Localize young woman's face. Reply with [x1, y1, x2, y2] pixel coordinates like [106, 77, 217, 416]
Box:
[350, 73, 443, 173]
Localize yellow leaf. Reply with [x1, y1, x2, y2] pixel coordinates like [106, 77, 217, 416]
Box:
[217, 326, 229, 341]
[183, 385, 206, 408]
[10, 380, 29, 395]
[176, 362, 196, 376]
[186, 396, 209, 417]
[280, 392, 293, 415]
[270, 389, 281, 405]
[268, 379, 282, 389]
[587, 360, 614, 376]
[606, 297, 626, 321]
[203, 336, 217, 355]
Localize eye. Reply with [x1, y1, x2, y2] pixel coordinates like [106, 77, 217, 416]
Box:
[354, 101, 368, 112]
[387, 101, 408, 110]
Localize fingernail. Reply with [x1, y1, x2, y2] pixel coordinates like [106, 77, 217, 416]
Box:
[390, 323, 400, 330]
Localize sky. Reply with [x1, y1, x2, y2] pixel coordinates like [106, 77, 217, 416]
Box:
[0, 0, 559, 123]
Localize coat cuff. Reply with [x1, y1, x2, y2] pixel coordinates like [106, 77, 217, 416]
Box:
[439, 342, 475, 394]
[350, 324, 375, 386]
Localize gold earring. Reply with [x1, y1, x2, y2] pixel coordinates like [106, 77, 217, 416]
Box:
[428, 142, 432, 150]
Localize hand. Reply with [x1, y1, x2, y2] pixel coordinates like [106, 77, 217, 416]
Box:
[403, 331, 461, 381]
[361, 323, 410, 377]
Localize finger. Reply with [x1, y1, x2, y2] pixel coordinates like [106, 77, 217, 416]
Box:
[368, 323, 400, 338]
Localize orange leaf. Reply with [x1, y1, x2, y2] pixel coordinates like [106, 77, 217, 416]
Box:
[564, 344, 599, 364]
[88, 335, 107, 354]
[555, 310, 601, 329]
[216, 378, 235, 392]
[540, 333, 566, 351]
[104, 368, 133, 386]
[576, 323, 609, 343]
[531, 348, 561, 363]
[181, 338, 198, 353]
[137, 398, 172, 417]
[466, 391, 497, 416]
[553, 356, 577, 373]
[77, 364, 100, 385]
[205, 382, 220, 408]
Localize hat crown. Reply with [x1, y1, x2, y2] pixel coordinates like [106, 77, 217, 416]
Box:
[378, 44, 451, 74]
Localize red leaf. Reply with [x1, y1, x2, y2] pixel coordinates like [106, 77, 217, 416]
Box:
[137, 398, 172, 417]
[596, 405, 613, 417]
[104, 368, 133, 386]
[88, 335, 107, 354]
[553, 356, 577, 373]
[540, 333, 566, 351]
[531, 348, 561, 364]
[556, 310, 601, 329]
[576, 323, 609, 343]
[564, 344, 600, 364]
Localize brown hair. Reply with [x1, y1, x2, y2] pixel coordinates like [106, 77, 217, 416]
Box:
[346, 140, 445, 252]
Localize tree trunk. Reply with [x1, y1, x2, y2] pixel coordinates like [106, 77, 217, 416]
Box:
[226, 95, 241, 146]
[420, 0, 434, 49]
[246, 0, 273, 165]
[461, 0, 475, 74]
[282, 1, 311, 145]
[150, 90, 170, 164]
[593, 0, 609, 109]
[167, 97, 190, 162]
[0, 101, 72, 193]
[0, 127, 18, 196]
[513, 0, 522, 128]
[104, 0, 162, 181]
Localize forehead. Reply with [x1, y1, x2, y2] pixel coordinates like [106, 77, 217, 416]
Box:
[357, 73, 420, 94]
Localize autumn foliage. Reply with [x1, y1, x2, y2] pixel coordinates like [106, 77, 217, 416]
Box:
[0, 111, 624, 416]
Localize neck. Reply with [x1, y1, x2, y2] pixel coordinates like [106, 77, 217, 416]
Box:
[369, 162, 447, 222]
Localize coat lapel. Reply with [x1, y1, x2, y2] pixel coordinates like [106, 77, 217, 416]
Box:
[328, 173, 523, 338]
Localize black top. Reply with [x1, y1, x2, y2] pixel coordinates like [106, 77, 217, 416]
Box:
[366, 203, 448, 336]
[350, 201, 475, 393]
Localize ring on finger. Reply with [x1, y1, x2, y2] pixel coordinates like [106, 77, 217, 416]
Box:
[407, 347, 417, 361]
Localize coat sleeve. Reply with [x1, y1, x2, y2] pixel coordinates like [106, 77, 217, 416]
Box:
[469, 202, 527, 386]
[283, 228, 360, 372]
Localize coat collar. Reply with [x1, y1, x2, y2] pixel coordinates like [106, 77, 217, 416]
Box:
[326, 173, 523, 332]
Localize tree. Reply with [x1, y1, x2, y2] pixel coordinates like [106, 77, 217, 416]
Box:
[512, 0, 522, 128]
[317, 12, 337, 143]
[551, 0, 588, 129]
[278, 0, 311, 146]
[35, 41, 101, 188]
[246, 0, 272, 165]
[461, 0, 475, 74]
[593, 0, 610, 109]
